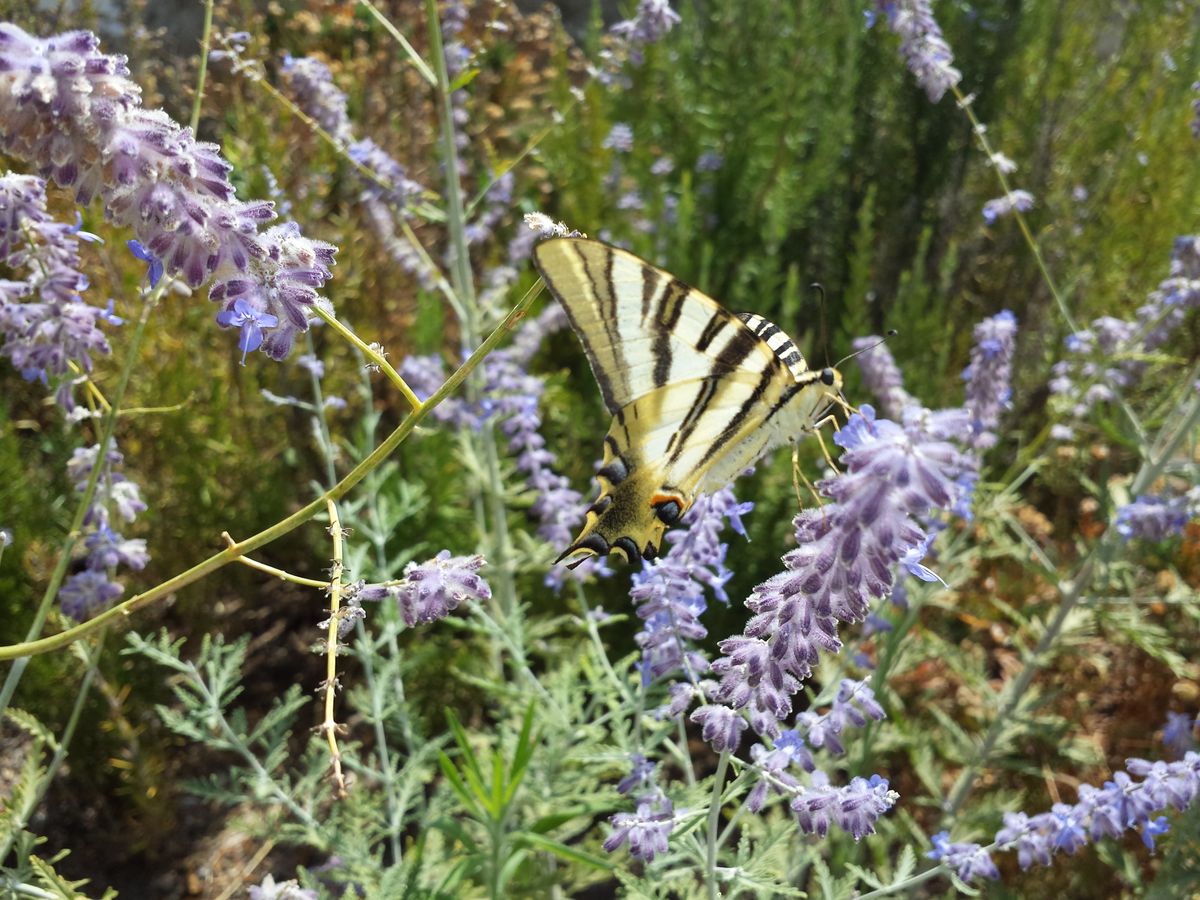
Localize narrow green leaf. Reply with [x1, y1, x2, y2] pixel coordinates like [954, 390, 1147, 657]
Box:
[518, 832, 615, 871]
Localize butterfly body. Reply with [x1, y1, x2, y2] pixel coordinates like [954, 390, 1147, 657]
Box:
[532, 238, 842, 567]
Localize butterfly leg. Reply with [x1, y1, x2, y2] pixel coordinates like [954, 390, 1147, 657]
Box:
[791, 445, 824, 510]
[811, 414, 842, 475]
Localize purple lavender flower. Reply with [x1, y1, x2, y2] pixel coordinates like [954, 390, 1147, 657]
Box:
[391, 550, 490, 626]
[869, 0, 962, 102]
[707, 406, 970, 742]
[993, 752, 1200, 873]
[632, 486, 750, 687]
[603, 790, 675, 861]
[690, 703, 747, 752]
[0, 174, 118, 408]
[852, 336, 917, 419]
[616, 754, 657, 795]
[982, 190, 1035, 225]
[745, 730, 812, 812]
[216, 298, 280, 363]
[127, 239, 164, 288]
[59, 570, 124, 620]
[602, 123, 634, 153]
[791, 771, 897, 840]
[280, 55, 352, 143]
[1115, 494, 1191, 541]
[695, 151, 724, 172]
[796, 679, 887, 756]
[961, 310, 1017, 449]
[610, 0, 682, 50]
[0, 26, 337, 360]
[1163, 711, 1198, 758]
[59, 442, 148, 619]
[927, 832, 1000, 882]
[247, 875, 318, 900]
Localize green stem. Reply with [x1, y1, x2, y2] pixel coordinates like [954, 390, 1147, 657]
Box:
[303, 331, 338, 488]
[705, 752, 731, 900]
[0, 285, 160, 712]
[313, 307, 421, 409]
[190, 0, 215, 133]
[423, 0, 519, 622]
[357, 0, 438, 86]
[0, 290, 539, 662]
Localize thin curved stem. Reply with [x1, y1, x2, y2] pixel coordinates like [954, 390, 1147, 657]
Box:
[0, 289, 539, 662]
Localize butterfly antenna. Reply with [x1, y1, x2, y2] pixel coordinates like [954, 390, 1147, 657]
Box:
[832, 329, 898, 370]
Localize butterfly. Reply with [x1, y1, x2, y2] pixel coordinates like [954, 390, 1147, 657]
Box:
[531, 237, 843, 567]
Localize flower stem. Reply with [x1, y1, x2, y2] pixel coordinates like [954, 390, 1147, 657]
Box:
[423, 0, 519, 623]
[190, 0, 215, 133]
[705, 751, 731, 900]
[322, 498, 349, 798]
[312, 307, 421, 410]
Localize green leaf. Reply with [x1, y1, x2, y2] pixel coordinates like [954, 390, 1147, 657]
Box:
[438, 750, 481, 816]
[518, 831, 615, 871]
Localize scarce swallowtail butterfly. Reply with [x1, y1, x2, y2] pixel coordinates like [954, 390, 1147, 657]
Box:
[532, 237, 843, 568]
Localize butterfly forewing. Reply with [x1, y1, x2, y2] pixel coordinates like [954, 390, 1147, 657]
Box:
[533, 239, 786, 411]
[532, 238, 841, 567]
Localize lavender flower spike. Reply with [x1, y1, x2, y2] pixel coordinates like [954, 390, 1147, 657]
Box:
[852, 336, 917, 419]
[961, 309, 1017, 449]
[707, 406, 970, 743]
[0, 174, 117, 410]
[791, 771, 897, 840]
[392, 550, 491, 626]
[870, 0, 962, 103]
[0, 25, 337, 360]
[927, 832, 1000, 882]
[1115, 494, 1191, 542]
[982, 190, 1035, 225]
[603, 790, 675, 861]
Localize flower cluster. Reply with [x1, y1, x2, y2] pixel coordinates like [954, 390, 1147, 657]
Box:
[0, 172, 117, 410]
[278, 53, 433, 290]
[1049, 235, 1200, 435]
[868, 0, 962, 103]
[353, 550, 491, 627]
[630, 486, 751, 686]
[0, 25, 337, 360]
[981, 189, 1035, 225]
[793, 772, 898, 840]
[742, 680, 889, 824]
[59, 443, 149, 620]
[610, 0, 682, 52]
[926, 832, 1001, 882]
[1114, 490, 1197, 542]
[603, 789, 675, 862]
[933, 751, 1200, 883]
[696, 406, 972, 746]
[961, 310, 1017, 449]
